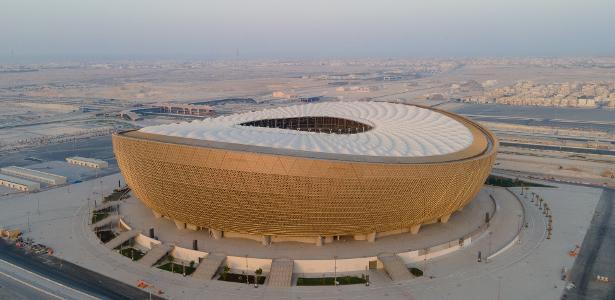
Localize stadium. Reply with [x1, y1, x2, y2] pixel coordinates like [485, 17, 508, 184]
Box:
[112, 101, 497, 244]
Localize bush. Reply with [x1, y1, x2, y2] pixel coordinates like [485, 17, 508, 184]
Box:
[409, 267, 423, 277]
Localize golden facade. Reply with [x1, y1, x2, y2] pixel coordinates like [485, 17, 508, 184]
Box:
[113, 107, 497, 237]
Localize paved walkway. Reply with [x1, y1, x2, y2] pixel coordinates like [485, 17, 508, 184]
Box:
[192, 253, 226, 280]
[90, 214, 118, 229]
[139, 244, 173, 267]
[268, 259, 294, 287]
[1, 172, 602, 299]
[378, 254, 412, 281]
[120, 188, 495, 260]
[105, 229, 140, 249]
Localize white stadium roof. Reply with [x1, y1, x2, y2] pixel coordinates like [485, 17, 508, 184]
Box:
[140, 102, 474, 158]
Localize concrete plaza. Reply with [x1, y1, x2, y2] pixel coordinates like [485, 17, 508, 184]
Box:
[0, 172, 602, 299]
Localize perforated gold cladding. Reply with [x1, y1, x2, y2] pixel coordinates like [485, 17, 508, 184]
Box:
[113, 113, 497, 237]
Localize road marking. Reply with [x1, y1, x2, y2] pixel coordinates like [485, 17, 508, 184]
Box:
[0, 269, 63, 299]
[0, 258, 99, 300]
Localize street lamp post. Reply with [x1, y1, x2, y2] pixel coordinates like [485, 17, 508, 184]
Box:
[334, 256, 337, 286]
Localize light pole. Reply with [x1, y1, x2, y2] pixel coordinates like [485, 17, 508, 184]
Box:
[334, 256, 337, 286]
[497, 276, 502, 300]
[245, 255, 249, 285]
[423, 248, 429, 274]
[517, 214, 522, 244]
[487, 231, 493, 262]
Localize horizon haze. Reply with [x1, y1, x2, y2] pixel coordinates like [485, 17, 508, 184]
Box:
[1, 0, 614, 62]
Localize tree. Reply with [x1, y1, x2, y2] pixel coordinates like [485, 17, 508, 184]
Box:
[222, 265, 230, 280]
[168, 256, 175, 273]
[255, 268, 263, 285]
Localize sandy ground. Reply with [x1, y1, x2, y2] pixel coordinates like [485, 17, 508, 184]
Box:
[495, 150, 615, 187]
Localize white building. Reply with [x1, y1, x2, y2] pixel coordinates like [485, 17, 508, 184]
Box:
[66, 157, 109, 169]
[0, 174, 40, 192]
[0, 166, 67, 185]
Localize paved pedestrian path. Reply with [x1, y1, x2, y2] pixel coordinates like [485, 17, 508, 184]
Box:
[192, 253, 226, 280]
[90, 215, 118, 229]
[138, 244, 173, 267]
[105, 229, 139, 249]
[268, 258, 294, 287]
[379, 253, 413, 281]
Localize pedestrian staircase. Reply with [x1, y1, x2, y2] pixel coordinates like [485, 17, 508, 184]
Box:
[378, 253, 412, 281]
[267, 258, 294, 287]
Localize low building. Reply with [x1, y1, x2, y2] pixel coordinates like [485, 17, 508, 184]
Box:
[154, 103, 214, 116]
[66, 157, 109, 169]
[0, 166, 67, 185]
[298, 96, 322, 102]
[272, 91, 298, 99]
[0, 174, 40, 192]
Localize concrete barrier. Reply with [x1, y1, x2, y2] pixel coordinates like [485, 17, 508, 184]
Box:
[134, 234, 162, 250]
[294, 257, 376, 274]
[225, 256, 272, 273]
[170, 246, 207, 263]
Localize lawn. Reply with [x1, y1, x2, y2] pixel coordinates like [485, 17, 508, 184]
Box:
[157, 262, 196, 275]
[218, 273, 266, 284]
[119, 247, 145, 261]
[297, 275, 367, 286]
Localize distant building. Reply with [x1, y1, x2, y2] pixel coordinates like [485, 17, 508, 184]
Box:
[0, 166, 67, 185]
[66, 157, 109, 169]
[154, 103, 214, 116]
[120, 110, 142, 121]
[272, 91, 298, 99]
[298, 96, 322, 103]
[0, 174, 40, 192]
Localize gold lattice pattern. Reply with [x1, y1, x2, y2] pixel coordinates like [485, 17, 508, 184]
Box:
[113, 108, 497, 237]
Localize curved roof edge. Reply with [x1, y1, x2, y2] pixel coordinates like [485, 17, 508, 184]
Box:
[116, 104, 497, 164]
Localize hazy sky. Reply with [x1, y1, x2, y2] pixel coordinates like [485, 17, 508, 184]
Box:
[1, 0, 614, 61]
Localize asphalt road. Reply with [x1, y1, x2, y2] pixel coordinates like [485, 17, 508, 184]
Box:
[0, 135, 115, 169]
[0, 270, 57, 300]
[565, 188, 615, 300]
[0, 239, 162, 300]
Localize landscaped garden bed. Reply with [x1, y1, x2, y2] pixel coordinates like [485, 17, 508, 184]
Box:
[157, 262, 196, 276]
[119, 247, 145, 261]
[91, 210, 109, 223]
[218, 272, 266, 284]
[485, 175, 553, 188]
[409, 267, 423, 277]
[96, 230, 117, 243]
[297, 275, 367, 286]
[104, 188, 130, 203]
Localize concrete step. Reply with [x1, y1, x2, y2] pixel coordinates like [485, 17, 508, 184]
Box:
[105, 229, 139, 250]
[192, 253, 226, 280]
[268, 258, 294, 287]
[139, 244, 173, 267]
[378, 253, 412, 281]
